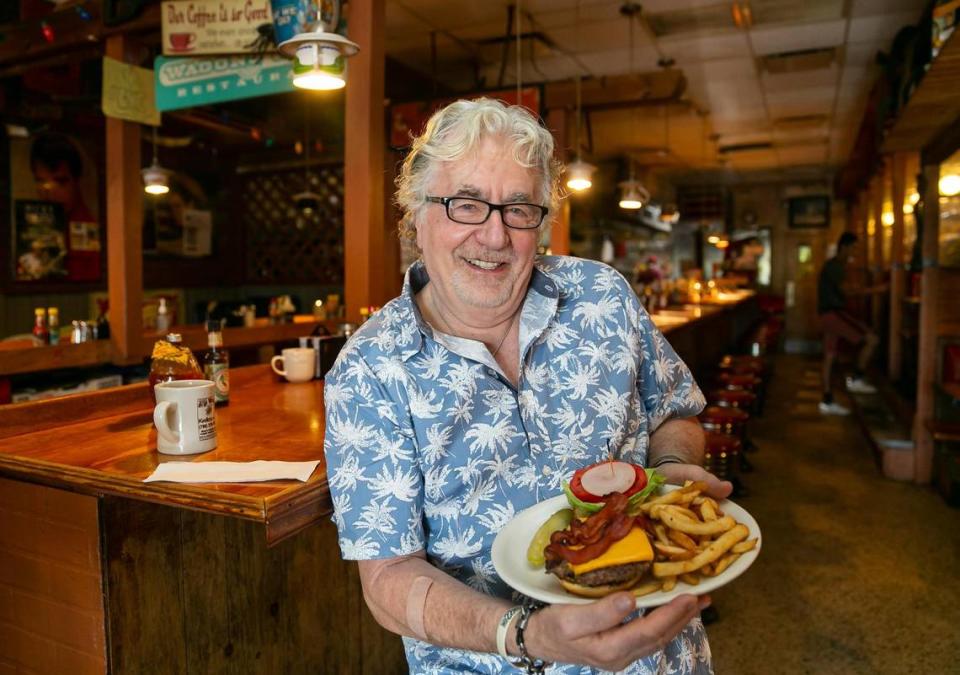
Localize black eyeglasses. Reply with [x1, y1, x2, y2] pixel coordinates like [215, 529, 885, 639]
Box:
[425, 196, 548, 230]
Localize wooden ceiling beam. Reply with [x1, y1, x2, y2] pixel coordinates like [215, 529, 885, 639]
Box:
[0, 2, 160, 69]
[544, 68, 687, 111]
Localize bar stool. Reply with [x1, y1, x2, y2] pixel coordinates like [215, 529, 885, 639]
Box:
[699, 405, 754, 474]
[703, 431, 743, 486]
[717, 371, 766, 416]
[708, 387, 757, 414]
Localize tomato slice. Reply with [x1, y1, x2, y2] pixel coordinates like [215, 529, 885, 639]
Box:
[569, 462, 647, 502]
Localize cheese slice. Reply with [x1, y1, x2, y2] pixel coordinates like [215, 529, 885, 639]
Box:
[569, 527, 653, 575]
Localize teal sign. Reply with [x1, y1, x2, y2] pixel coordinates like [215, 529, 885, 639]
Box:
[154, 54, 296, 111]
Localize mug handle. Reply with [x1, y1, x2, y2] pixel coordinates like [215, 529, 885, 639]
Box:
[271, 355, 286, 377]
[153, 401, 180, 444]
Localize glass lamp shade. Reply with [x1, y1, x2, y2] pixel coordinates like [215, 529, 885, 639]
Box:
[566, 159, 595, 191]
[279, 33, 358, 91]
[142, 162, 170, 195]
[618, 179, 649, 210]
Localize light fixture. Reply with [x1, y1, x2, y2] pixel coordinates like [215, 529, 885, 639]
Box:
[909, 191, 920, 204]
[142, 126, 170, 195]
[707, 234, 721, 244]
[566, 1, 594, 193]
[618, 177, 649, 210]
[940, 173, 960, 197]
[294, 98, 321, 216]
[567, 158, 595, 191]
[715, 238, 730, 249]
[278, 32, 358, 91]
[903, 203, 914, 215]
[881, 211, 894, 227]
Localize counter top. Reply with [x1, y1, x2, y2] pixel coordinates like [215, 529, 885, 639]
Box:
[649, 291, 756, 334]
[0, 366, 328, 544]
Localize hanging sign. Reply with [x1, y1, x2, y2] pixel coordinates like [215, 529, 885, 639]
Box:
[102, 56, 161, 125]
[161, 0, 273, 56]
[154, 54, 296, 111]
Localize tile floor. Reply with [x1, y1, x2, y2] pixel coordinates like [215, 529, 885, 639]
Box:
[706, 355, 960, 674]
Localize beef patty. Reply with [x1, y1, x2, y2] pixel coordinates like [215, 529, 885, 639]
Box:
[547, 560, 651, 588]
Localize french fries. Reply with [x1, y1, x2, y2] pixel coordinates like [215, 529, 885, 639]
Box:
[636, 482, 759, 594]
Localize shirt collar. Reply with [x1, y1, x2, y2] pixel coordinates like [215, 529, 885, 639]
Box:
[397, 258, 560, 362]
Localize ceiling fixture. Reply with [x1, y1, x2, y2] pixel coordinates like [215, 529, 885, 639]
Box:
[142, 125, 170, 195]
[566, 1, 594, 192]
[294, 99, 321, 216]
[277, 4, 358, 91]
[618, 5, 651, 210]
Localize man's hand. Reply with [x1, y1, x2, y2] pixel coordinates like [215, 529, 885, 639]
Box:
[522, 592, 710, 671]
[655, 463, 732, 500]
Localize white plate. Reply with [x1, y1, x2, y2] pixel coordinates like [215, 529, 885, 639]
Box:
[491, 486, 761, 608]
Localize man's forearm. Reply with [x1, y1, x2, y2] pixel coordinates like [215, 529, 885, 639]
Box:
[359, 554, 512, 654]
[647, 416, 705, 467]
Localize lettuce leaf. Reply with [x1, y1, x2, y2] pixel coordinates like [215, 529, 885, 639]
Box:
[562, 468, 665, 515]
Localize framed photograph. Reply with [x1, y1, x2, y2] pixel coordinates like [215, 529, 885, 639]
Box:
[7, 130, 102, 283]
[788, 196, 830, 229]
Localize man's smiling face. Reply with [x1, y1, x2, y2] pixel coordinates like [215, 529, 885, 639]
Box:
[416, 137, 541, 316]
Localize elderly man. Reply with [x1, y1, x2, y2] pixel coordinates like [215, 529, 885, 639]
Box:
[324, 99, 730, 674]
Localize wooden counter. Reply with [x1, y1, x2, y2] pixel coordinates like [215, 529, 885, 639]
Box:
[0, 365, 406, 674]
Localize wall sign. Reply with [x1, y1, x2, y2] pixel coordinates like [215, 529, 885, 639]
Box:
[154, 54, 296, 111]
[161, 0, 273, 56]
[102, 56, 161, 126]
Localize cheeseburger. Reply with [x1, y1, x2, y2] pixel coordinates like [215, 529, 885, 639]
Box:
[544, 460, 663, 598]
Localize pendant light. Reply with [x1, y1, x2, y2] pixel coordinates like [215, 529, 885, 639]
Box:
[566, 0, 594, 192]
[293, 97, 320, 215]
[618, 6, 651, 210]
[142, 125, 170, 196]
[277, 5, 358, 91]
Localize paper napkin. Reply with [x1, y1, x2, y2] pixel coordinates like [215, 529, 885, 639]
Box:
[143, 460, 320, 484]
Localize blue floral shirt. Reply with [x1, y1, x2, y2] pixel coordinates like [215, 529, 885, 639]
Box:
[324, 256, 711, 674]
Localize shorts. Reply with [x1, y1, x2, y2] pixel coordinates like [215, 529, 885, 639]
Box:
[820, 310, 869, 356]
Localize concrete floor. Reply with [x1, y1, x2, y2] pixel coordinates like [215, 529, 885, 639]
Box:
[707, 355, 960, 675]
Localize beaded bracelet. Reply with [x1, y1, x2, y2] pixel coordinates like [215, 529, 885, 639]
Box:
[513, 601, 548, 674]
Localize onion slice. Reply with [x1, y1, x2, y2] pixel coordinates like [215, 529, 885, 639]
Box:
[580, 461, 636, 497]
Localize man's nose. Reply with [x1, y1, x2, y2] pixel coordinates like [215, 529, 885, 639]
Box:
[475, 209, 510, 248]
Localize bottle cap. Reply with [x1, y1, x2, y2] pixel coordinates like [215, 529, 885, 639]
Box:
[34, 307, 45, 315]
[47, 307, 58, 314]
[166, 333, 183, 343]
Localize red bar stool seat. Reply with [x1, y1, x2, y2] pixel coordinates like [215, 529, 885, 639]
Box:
[717, 372, 762, 390]
[699, 405, 749, 433]
[704, 431, 742, 482]
[708, 387, 757, 410]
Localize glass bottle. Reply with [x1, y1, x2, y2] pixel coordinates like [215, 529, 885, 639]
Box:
[148, 333, 204, 402]
[47, 307, 60, 345]
[32, 308, 48, 345]
[203, 319, 230, 406]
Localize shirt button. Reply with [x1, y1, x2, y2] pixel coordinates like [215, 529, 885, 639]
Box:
[542, 466, 552, 476]
[487, 368, 497, 377]
[544, 284, 553, 292]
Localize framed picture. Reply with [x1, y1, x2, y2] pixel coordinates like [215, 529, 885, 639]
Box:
[6, 130, 103, 284]
[788, 196, 830, 229]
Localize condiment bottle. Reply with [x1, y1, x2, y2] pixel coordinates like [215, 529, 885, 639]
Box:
[47, 307, 60, 345]
[32, 308, 48, 345]
[203, 319, 230, 406]
[156, 298, 170, 334]
[148, 333, 204, 402]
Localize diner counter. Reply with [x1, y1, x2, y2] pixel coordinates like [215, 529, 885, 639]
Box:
[0, 365, 329, 544]
[0, 365, 406, 674]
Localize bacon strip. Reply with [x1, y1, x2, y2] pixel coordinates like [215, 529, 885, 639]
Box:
[545, 493, 636, 565]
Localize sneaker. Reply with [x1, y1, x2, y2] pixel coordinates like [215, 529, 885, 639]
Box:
[845, 376, 877, 394]
[818, 401, 851, 415]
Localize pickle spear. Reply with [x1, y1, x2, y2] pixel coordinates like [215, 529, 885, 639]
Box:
[526, 508, 574, 568]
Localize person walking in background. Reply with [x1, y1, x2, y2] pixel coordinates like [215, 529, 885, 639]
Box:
[818, 231, 880, 415]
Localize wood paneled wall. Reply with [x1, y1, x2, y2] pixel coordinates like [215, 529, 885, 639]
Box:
[0, 479, 105, 673]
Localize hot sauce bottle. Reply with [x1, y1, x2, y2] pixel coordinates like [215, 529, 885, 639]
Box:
[32, 308, 48, 345]
[203, 319, 230, 406]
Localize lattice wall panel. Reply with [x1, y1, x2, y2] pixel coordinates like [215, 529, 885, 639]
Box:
[242, 165, 345, 285]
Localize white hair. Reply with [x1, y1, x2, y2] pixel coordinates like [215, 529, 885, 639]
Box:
[395, 98, 563, 249]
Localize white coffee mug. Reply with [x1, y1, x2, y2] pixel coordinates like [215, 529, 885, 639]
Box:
[153, 380, 218, 455]
[271, 347, 316, 383]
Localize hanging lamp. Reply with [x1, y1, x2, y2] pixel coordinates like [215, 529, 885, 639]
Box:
[566, 1, 594, 192]
[142, 125, 170, 195]
[618, 6, 652, 210]
[276, 2, 358, 91]
[293, 98, 321, 215]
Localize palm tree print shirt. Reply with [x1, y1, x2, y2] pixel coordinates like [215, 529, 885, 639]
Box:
[324, 256, 711, 674]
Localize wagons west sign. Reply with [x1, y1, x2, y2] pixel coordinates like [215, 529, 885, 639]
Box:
[161, 0, 273, 56]
[154, 54, 296, 111]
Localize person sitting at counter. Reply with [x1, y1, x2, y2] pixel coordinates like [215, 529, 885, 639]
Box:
[322, 98, 731, 674]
